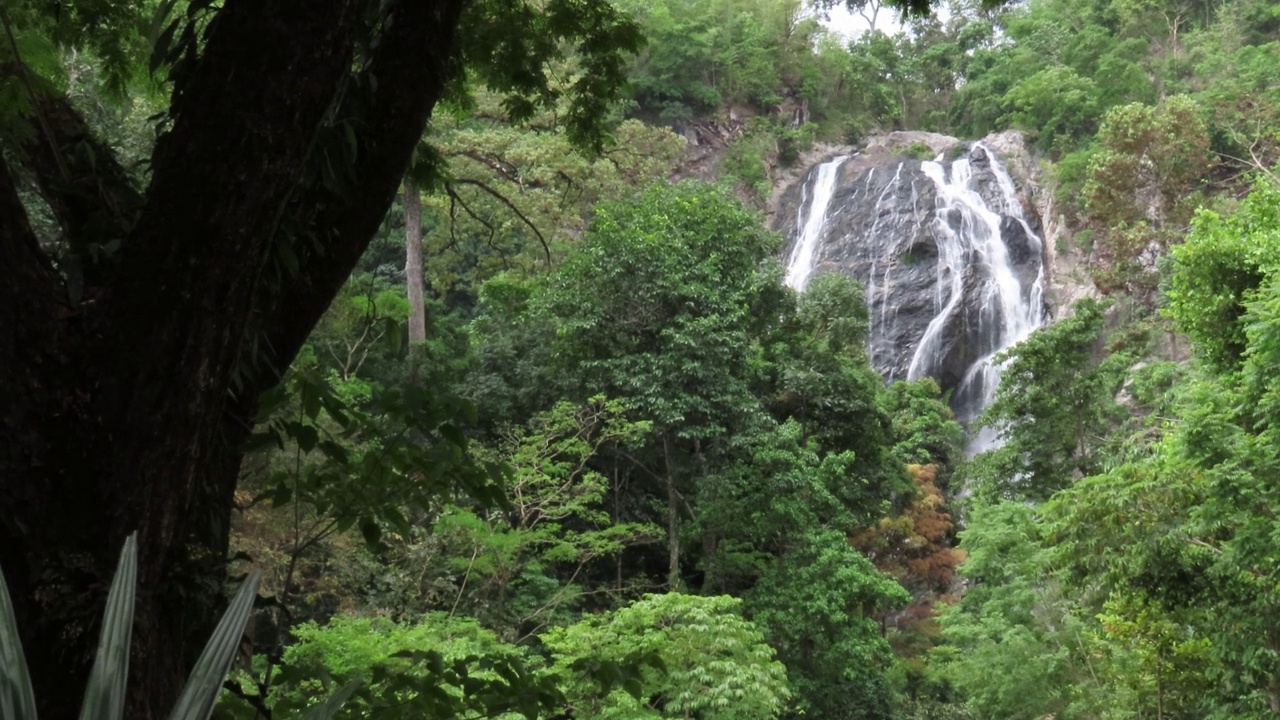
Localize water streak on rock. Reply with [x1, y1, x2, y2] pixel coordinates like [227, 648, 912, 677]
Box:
[784, 155, 850, 291]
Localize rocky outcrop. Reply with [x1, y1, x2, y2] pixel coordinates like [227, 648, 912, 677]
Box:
[769, 132, 961, 223]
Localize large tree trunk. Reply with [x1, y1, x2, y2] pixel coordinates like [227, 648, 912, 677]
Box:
[0, 1, 466, 717]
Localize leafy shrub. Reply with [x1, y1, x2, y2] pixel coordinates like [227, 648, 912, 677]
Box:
[543, 593, 791, 720]
[903, 141, 935, 160]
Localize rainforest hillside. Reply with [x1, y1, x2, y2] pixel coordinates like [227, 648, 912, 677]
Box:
[3, 0, 1280, 718]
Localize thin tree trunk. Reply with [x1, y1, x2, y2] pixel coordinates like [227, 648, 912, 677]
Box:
[404, 179, 426, 345]
[1156, 649, 1163, 720]
[614, 461, 624, 593]
[695, 437, 717, 591]
[664, 435, 680, 591]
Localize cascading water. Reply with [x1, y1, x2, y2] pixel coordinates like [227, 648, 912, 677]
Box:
[784, 155, 849, 291]
[781, 141, 1046, 452]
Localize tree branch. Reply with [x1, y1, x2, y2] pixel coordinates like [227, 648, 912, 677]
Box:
[451, 177, 552, 266]
[0, 22, 143, 291]
[453, 149, 524, 185]
[446, 183, 499, 247]
[0, 154, 65, 610]
[9, 80, 143, 269]
[445, 182, 518, 267]
[79, 0, 364, 590]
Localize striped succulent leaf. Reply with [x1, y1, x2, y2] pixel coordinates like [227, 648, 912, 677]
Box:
[0, 559, 37, 720]
[78, 533, 138, 720]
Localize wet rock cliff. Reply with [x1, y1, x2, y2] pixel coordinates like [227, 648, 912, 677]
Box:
[773, 132, 1048, 428]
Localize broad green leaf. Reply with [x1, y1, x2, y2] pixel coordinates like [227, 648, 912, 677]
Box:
[295, 681, 358, 720]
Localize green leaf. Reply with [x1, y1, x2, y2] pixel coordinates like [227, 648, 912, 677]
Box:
[295, 424, 319, 453]
[79, 533, 139, 720]
[439, 423, 466, 450]
[359, 520, 381, 547]
[166, 572, 260, 720]
[299, 378, 322, 420]
[0, 559, 37, 720]
[270, 485, 293, 507]
[621, 675, 644, 700]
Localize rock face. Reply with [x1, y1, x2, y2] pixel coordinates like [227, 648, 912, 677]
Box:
[980, 129, 1099, 313]
[775, 132, 1047, 429]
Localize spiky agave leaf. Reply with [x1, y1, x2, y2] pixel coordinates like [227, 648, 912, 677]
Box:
[3, 550, 348, 720]
[0, 561, 37, 720]
[166, 572, 260, 720]
[78, 533, 138, 720]
[296, 681, 359, 720]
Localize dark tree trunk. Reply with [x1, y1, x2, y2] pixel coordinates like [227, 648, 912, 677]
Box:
[0, 0, 466, 717]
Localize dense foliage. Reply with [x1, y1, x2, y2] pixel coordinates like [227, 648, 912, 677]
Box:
[11, 0, 1280, 717]
[223, 175, 967, 719]
[938, 176, 1280, 716]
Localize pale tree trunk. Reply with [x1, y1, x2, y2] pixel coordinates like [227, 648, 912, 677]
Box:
[859, 0, 883, 33]
[694, 437, 717, 590]
[1265, 630, 1280, 716]
[404, 179, 426, 345]
[613, 461, 626, 592]
[664, 434, 680, 590]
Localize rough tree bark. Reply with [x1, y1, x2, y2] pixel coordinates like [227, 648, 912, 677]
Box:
[0, 0, 466, 717]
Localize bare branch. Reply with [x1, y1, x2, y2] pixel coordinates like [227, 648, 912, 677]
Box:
[451, 149, 524, 186]
[1187, 537, 1224, 556]
[1213, 150, 1279, 187]
[445, 183, 514, 268]
[451, 177, 552, 266]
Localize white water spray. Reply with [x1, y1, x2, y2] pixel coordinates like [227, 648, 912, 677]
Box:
[784, 155, 849, 291]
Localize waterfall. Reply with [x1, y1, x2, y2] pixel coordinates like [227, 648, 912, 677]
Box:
[908, 148, 1044, 423]
[781, 142, 1046, 451]
[933, 148, 1046, 452]
[784, 155, 849, 291]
